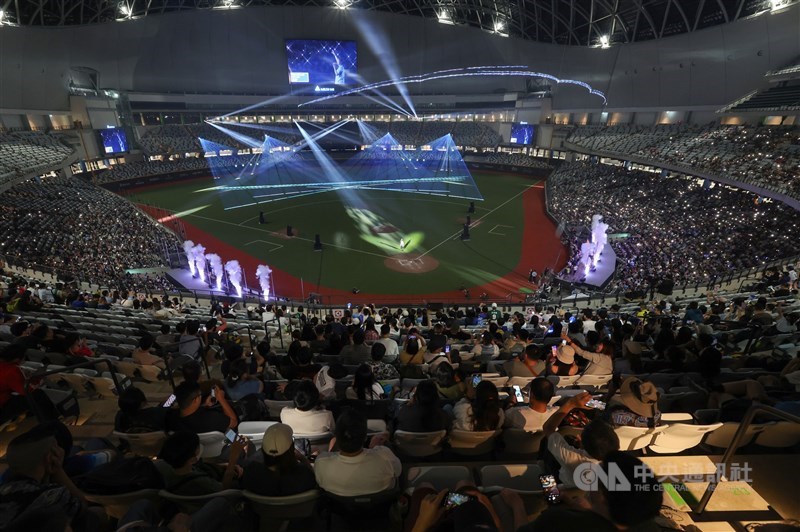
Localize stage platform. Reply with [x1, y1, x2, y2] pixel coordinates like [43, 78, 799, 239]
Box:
[165, 268, 259, 300]
[558, 243, 617, 289]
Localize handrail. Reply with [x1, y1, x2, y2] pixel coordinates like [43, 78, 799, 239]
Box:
[693, 404, 800, 515]
[23, 357, 123, 422]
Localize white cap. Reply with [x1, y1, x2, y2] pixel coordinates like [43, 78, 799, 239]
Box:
[492, 303, 498, 308]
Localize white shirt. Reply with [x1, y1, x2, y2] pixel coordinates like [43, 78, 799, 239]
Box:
[504, 405, 557, 432]
[375, 337, 399, 362]
[547, 432, 597, 489]
[280, 407, 335, 436]
[314, 446, 402, 496]
[452, 399, 505, 431]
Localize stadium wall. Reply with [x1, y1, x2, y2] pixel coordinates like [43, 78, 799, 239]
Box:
[0, 5, 798, 113]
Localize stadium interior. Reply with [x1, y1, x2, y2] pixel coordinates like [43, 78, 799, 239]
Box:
[1, 0, 800, 530]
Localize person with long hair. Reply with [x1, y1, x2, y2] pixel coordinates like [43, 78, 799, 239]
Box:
[346, 363, 385, 400]
[452, 380, 504, 431]
[395, 380, 448, 432]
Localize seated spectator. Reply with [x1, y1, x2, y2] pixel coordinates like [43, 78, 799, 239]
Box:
[309, 324, 329, 353]
[155, 323, 178, 349]
[156, 431, 244, 495]
[314, 363, 349, 402]
[132, 335, 166, 370]
[541, 393, 619, 488]
[0, 429, 105, 531]
[366, 343, 400, 380]
[503, 344, 545, 377]
[395, 380, 449, 432]
[561, 331, 613, 374]
[470, 331, 500, 361]
[168, 381, 238, 433]
[280, 380, 335, 435]
[241, 423, 316, 496]
[314, 407, 401, 496]
[423, 343, 453, 373]
[363, 321, 379, 345]
[504, 377, 558, 431]
[0, 344, 59, 424]
[346, 363, 385, 400]
[64, 333, 93, 361]
[426, 323, 448, 353]
[220, 343, 257, 379]
[434, 363, 466, 401]
[452, 380, 505, 431]
[375, 324, 400, 362]
[549, 344, 579, 376]
[224, 359, 264, 402]
[178, 320, 204, 362]
[606, 377, 661, 428]
[340, 329, 372, 365]
[281, 346, 321, 381]
[114, 386, 167, 433]
[399, 337, 425, 365]
[518, 452, 661, 531]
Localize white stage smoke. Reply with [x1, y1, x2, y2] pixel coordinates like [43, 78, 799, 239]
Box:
[183, 240, 196, 275]
[206, 253, 224, 291]
[225, 260, 243, 297]
[193, 244, 207, 282]
[256, 264, 272, 300]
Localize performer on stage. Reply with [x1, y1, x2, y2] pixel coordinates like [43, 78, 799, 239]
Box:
[259, 211, 265, 224]
[399, 238, 406, 251]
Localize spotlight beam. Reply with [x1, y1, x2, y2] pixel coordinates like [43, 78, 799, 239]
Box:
[221, 93, 295, 118]
[299, 66, 608, 107]
[206, 121, 263, 148]
[351, 11, 417, 117]
[299, 121, 364, 145]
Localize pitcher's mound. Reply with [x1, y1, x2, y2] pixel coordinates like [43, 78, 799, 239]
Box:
[385, 253, 439, 274]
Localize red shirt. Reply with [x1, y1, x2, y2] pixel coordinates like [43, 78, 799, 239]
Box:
[0, 361, 26, 408]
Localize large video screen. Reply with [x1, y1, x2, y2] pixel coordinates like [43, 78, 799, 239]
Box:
[510, 123, 536, 145]
[286, 39, 357, 92]
[98, 127, 129, 155]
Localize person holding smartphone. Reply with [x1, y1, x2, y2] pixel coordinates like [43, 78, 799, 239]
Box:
[168, 381, 238, 434]
[504, 377, 558, 432]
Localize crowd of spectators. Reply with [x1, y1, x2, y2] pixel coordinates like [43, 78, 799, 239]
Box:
[567, 123, 800, 198]
[0, 131, 74, 182]
[548, 161, 800, 292]
[484, 152, 553, 169]
[2, 290, 800, 530]
[0, 175, 180, 291]
[364, 121, 502, 147]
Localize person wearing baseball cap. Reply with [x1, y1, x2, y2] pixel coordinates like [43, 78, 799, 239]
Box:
[606, 377, 662, 428]
[241, 423, 316, 496]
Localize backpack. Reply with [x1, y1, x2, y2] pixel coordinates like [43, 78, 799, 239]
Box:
[75, 456, 164, 494]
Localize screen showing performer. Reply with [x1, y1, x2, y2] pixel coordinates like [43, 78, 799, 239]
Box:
[510, 123, 536, 145]
[286, 40, 357, 92]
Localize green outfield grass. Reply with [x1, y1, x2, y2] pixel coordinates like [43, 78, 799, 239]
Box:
[131, 172, 539, 295]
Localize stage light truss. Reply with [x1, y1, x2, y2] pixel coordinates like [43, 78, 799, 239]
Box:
[0, 0, 765, 44]
[297, 65, 608, 106]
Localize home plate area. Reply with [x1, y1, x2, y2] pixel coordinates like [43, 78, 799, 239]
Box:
[384, 253, 440, 273]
